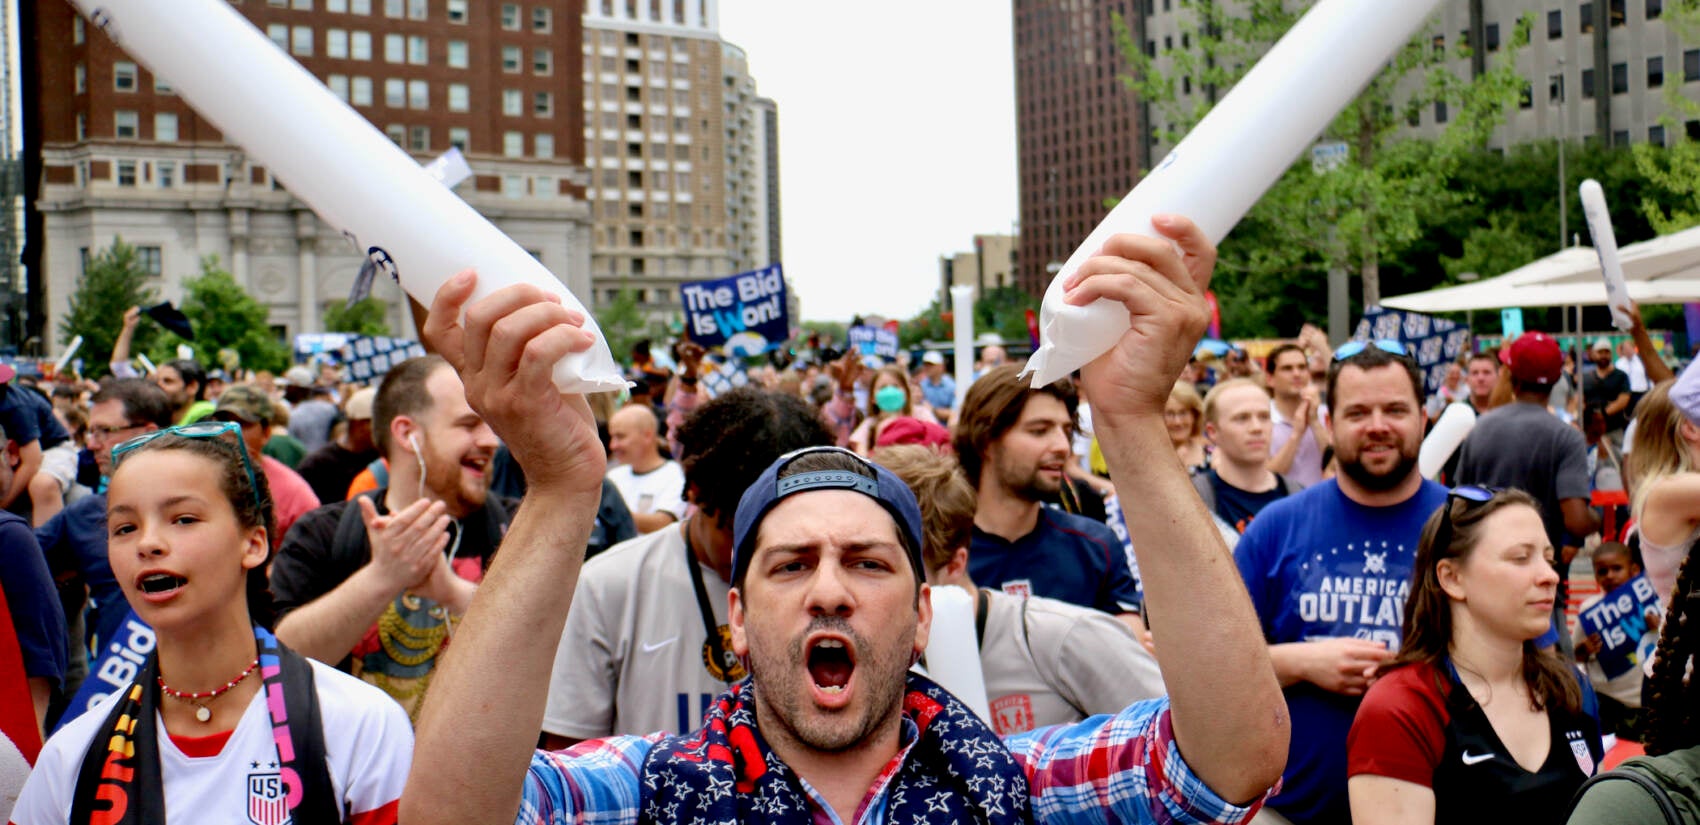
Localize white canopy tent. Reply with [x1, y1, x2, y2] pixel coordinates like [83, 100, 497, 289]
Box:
[1382, 224, 1700, 312]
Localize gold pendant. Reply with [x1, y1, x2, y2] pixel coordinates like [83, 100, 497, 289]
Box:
[195, 705, 212, 723]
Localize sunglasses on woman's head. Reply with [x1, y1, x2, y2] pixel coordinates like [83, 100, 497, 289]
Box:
[1432, 484, 1501, 553]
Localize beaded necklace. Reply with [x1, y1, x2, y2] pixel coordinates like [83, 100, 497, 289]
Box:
[156, 657, 260, 722]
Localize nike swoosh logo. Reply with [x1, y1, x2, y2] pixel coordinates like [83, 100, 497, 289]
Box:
[642, 637, 678, 653]
[1461, 751, 1495, 766]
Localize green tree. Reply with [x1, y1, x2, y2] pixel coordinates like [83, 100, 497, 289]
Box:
[150, 256, 290, 373]
[323, 297, 393, 337]
[59, 239, 158, 377]
[1634, 0, 1700, 234]
[1116, 2, 1533, 315]
[593, 285, 649, 364]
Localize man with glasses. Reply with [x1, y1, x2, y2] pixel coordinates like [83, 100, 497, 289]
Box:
[36, 379, 173, 666]
[402, 220, 1288, 825]
[1232, 341, 1450, 824]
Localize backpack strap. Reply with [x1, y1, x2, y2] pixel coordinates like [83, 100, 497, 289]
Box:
[1568, 767, 1682, 825]
[1191, 470, 1217, 514]
[335, 489, 383, 559]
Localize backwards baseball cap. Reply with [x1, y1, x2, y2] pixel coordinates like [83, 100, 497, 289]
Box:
[282, 365, 315, 387]
[345, 387, 377, 421]
[731, 446, 925, 587]
[1591, 337, 1614, 353]
[210, 384, 275, 425]
[1506, 331, 1563, 385]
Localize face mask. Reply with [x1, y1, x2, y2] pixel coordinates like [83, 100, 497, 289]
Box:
[875, 385, 907, 413]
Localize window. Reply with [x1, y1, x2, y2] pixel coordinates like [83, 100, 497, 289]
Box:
[1650, 124, 1666, 145]
[154, 112, 178, 141]
[502, 175, 526, 198]
[1519, 81, 1533, 109]
[1648, 0, 1663, 17]
[503, 89, 522, 115]
[352, 76, 373, 105]
[1485, 23, 1500, 52]
[117, 160, 138, 186]
[328, 0, 347, 10]
[114, 61, 138, 92]
[407, 0, 427, 19]
[136, 247, 161, 276]
[533, 47, 552, 74]
[534, 91, 552, 116]
[447, 0, 468, 22]
[293, 0, 313, 9]
[76, 113, 85, 140]
[532, 6, 552, 31]
[408, 35, 428, 64]
[1690, 121, 1700, 141]
[351, 0, 370, 12]
[1582, 68, 1596, 98]
[1649, 56, 1664, 87]
[158, 162, 175, 188]
[292, 26, 313, 56]
[1610, 0, 1626, 26]
[385, 34, 404, 63]
[385, 78, 406, 107]
[327, 29, 348, 58]
[502, 46, 522, 72]
[503, 131, 524, 157]
[115, 110, 139, 138]
[1548, 9, 1563, 38]
[449, 127, 470, 151]
[535, 133, 554, 158]
[447, 40, 468, 68]
[407, 79, 428, 109]
[448, 83, 469, 111]
[501, 3, 520, 29]
[75, 64, 86, 94]
[1434, 100, 1448, 123]
[73, 16, 84, 43]
[1580, 2, 1594, 33]
[1431, 34, 1444, 57]
[409, 125, 430, 151]
[629, 229, 644, 247]
[1613, 129, 1630, 145]
[385, 124, 406, 144]
[1687, 49, 1700, 82]
[328, 74, 350, 99]
[351, 31, 372, 60]
[384, 0, 403, 17]
[155, 77, 173, 94]
[1612, 62, 1628, 94]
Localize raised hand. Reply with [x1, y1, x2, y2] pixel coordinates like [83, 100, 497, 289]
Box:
[828, 348, 864, 392]
[421, 272, 606, 495]
[361, 496, 450, 592]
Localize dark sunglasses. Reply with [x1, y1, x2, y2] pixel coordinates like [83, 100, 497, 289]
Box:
[1432, 484, 1501, 553]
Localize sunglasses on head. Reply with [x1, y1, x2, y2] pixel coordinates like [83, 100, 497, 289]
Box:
[111, 420, 263, 513]
[1332, 339, 1408, 362]
[1431, 484, 1501, 553]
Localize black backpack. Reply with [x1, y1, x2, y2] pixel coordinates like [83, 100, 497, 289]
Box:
[1569, 766, 1683, 824]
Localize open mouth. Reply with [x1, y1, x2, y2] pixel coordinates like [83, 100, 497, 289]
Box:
[807, 637, 855, 696]
[461, 455, 490, 475]
[138, 572, 187, 595]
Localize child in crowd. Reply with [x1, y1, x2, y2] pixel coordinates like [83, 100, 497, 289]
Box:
[1573, 541, 1659, 741]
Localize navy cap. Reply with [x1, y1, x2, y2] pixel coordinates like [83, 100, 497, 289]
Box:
[731, 447, 926, 587]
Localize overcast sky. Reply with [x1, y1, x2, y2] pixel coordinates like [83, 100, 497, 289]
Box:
[716, 2, 1020, 323]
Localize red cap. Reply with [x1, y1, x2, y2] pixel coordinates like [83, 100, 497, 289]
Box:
[1507, 332, 1563, 385]
[875, 416, 952, 449]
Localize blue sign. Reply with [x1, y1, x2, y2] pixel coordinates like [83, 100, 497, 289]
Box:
[1354, 308, 1472, 397]
[1501, 308, 1525, 339]
[681, 265, 788, 355]
[848, 325, 900, 360]
[56, 609, 155, 732]
[338, 335, 430, 385]
[1577, 573, 1662, 679]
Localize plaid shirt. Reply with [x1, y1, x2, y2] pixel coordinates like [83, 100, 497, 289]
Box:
[516, 697, 1266, 825]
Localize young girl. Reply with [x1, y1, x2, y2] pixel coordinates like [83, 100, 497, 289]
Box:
[1347, 487, 1601, 824]
[10, 422, 412, 824]
[1625, 378, 1698, 614]
[848, 365, 937, 455]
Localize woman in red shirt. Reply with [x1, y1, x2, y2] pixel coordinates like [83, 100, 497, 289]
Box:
[1347, 486, 1602, 824]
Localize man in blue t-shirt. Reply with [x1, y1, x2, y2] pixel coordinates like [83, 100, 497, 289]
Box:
[956, 364, 1141, 628]
[1234, 344, 1449, 824]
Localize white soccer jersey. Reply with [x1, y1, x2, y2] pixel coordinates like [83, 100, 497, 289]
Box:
[543, 526, 737, 739]
[11, 660, 412, 825]
[605, 460, 688, 519]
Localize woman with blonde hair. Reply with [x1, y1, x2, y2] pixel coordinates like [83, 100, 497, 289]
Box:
[1624, 377, 1698, 610]
[1164, 381, 1209, 472]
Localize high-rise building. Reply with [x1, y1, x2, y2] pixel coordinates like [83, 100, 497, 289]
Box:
[579, 0, 780, 327]
[939, 233, 1018, 309]
[26, 0, 591, 353]
[1011, 0, 1147, 297]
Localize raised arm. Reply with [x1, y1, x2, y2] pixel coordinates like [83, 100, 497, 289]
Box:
[401, 273, 608, 825]
[1075, 217, 1288, 804]
[1625, 302, 1675, 384]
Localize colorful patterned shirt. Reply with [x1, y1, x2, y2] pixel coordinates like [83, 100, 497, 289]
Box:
[516, 697, 1266, 825]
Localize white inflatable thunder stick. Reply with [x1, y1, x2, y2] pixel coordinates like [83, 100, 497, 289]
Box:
[53, 336, 83, 374]
[923, 585, 992, 724]
[1418, 402, 1475, 480]
[1023, 0, 1448, 387]
[1580, 180, 1633, 331]
[66, 0, 626, 392]
[951, 285, 976, 411]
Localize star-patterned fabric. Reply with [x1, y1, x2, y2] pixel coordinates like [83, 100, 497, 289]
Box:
[517, 675, 1267, 825]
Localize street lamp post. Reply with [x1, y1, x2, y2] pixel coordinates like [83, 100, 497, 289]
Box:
[1554, 58, 1568, 248]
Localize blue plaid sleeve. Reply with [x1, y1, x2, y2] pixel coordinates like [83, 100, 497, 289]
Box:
[1002, 698, 1270, 825]
[515, 735, 662, 825]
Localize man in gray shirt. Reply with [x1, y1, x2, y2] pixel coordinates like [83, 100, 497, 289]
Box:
[1453, 331, 1599, 652]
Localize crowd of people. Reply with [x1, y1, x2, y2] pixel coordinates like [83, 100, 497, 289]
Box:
[0, 217, 1696, 824]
